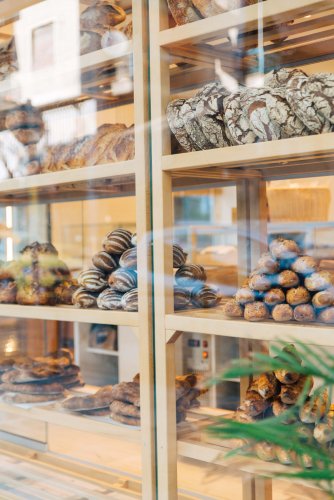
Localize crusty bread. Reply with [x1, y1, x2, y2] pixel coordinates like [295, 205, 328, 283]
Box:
[110, 412, 140, 426]
[110, 400, 140, 419]
[3, 392, 64, 404]
[80, 2, 126, 31]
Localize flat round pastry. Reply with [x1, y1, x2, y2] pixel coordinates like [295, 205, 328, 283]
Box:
[242, 88, 281, 142]
[121, 288, 138, 311]
[257, 253, 279, 275]
[102, 229, 133, 255]
[224, 299, 244, 317]
[223, 90, 257, 145]
[263, 288, 285, 306]
[269, 238, 300, 260]
[119, 247, 137, 269]
[179, 97, 213, 150]
[286, 74, 332, 134]
[80, 2, 126, 30]
[80, 30, 102, 55]
[166, 0, 202, 25]
[291, 255, 318, 276]
[78, 269, 107, 292]
[277, 270, 299, 289]
[173, 244, 187, 268]
[97, 288, 123, 310]
[174, 287, 191, 310]
[3, 393, 64, 404]
[272, 303, 293, 322]
[305, 73, 334, 125]
[1, 382, 64, 395]
[244, 301, 269, 322]
[235, 287, 256, 305]
[305, 271, 334, 292]
[286, 286, 310, 306]
[266, 88, 310, 138]
[248, 273, 272, 292]
[191, 284, 220, 308]
[294, 304, 315, 323]
[195, 88, 231, 148]
[72, 288, 98, 308]
[92, 251, 118, 273]
[166, 99, 200, 152]
[34, 348, 73, 368]
[192, 0, 226, 16]
[108, 268, 137, 292]
[312, 289, 334, 309]
[318, 307, 334, 324]
[264, 68, 307, 89]
[175, 264, 206, 287]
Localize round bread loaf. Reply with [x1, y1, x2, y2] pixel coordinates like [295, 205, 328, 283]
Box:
[235, 287, 256, 305]
[265, 87, 310, 138]
[312, 289, 334, 309]
[248, 273, 272, 292]
[277, 270, 299, 289]
[318, 307, 334, 324]
[80, 2, 126, 30]
[174, 287, 191, 310]
[119, 247, 137, 269]
[224, 299, 244, 318]
[166, 0, 202, 25]
[305, 271, 334, 292]
[269, 238, 300, 260]
[242, 88, 281, 142]
[173, 244, 187, 268]
[291, 255, 318, 275]
[80, 30, 101, 55]
[294, 304, 315, 323]
[179, 97, 213, 150]
[72, 288, 97, 308]
[108, 268, 137, 292]
[121, 288, 138, 311]
[102, 229, 133, 254]
[257, 252, 279, 274]
[305, 73, 334, 125]
[223, 90, 257, 146]
[175, 264, 206, 287]
[272, 303, 293, 322]
[78, 268, 107, 292]
[92, 251, 118, 273]
[244, 302, 269, 322]
[191, 284, 220, 308]
[286, 286, 310, 306]
[264, 68, 307, 89]
[97, 288, 123, 310]
[191, 0, 226, 16]
[167, 99, 199, 152]
[263, 288, 285, 306]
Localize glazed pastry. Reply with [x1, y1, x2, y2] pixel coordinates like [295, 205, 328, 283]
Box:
[291, 256, 318, 276]
[72, 288, 97, 308]
[286, 286, 310, 306]
[294, 304, 315, 323]
[224, 299, 244, 318]
[111, 382, 140, 407]
[175, 264, 206, 287]
[269, 238, 300, 260]
[78, 269, 107, 292]
[318, 307, 334, 324]
[244, 302, 269, 322]
[257, 253, 279, 274]
[102, 229, 133, 255]
[92, 251, 118, 273]
[0, 280, 17, 303]
[257, 372, 279, 399]
[248, 273, 272, 292]
[272, 304, 293, 322]
[191, 285, 220, 308]
[263, 288, 285, 306]
[275, 446, 296, 465]
[121, 288, 138, 312]
[300, 390, 328, 424]
[108, 268, 137, 292]
[305, 271, 334, 292]
[235, 287, 256, 305]
[243, 390, 269, 417]
[173, 244, 187, 268]
[80, 2, 126, 30]
[254, 442, 275, 462]
[312, 289, 334, 309]
[166, 0, 202, 25]
[97, 288, 123, 310]
[174, 287, 191, 310]
[280, 375, 313, 405]
[277, 270, 299, 289]
[119, 247, 137, 270]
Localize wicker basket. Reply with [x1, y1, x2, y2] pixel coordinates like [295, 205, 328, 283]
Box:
[267, 187, 331, 222]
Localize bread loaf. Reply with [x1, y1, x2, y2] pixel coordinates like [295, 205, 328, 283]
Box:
[235, 287, 256, 305]
[179, 97, 213, 150]
[167, 99, 200, 152]
[280, 375, 313, 404]
[244, 302, 269, 322]
[108, 268, 137, 292]
[92, 251, 118, 273]
[291, 256, 318, 275]
[305, 73, 334, 125]
[119, 247, 137, 269]
[257, 372, 279, 399]
[263, 288, 285, 306]
[173, 244, 187, 268]
[97, 288, 123, 310]
[248, 273, 272, 292]
[223, 90, 257, 145]
[294, 304, 315, 323]
[78, 269, 107, 292]
[266, 87, 310, 139]
[121, 288, 138, 311]
[243, 88, 281, 142]
[111, 412, 140, 426]
[254, 441, 275, 462]
[243, 390, 269, 416]
[103, 229, 132, 254]
[269, 238, 300, 260]
[191, 284, 220, 308]
[286, 286, 310, 306]
[166, 0, 202, 25]
[110, 400, 140, 419]
[277, 270, 299, 289]
[80, 2, 126, 30]
[111, 382, 140, 407]
[305, 271, 334, 292]
[175, 264, 206, 287]
[224, 299, 244, 318]
[174, 287, 191, 310]
[72, 288, 98, 308]
[312, 289, 334, 309]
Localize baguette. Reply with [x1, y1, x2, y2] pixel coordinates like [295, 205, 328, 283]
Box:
[257, 372, 279, 399]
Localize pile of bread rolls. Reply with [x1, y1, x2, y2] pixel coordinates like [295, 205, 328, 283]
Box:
[0, 349, 84, 405]
[224, 237, 334, 324]
[167, 69, 334, 154]
[236, 345, 331, 467]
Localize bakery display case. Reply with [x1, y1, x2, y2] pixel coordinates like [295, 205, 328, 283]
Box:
[150, 0, 334, 498]
[0, 0, 156, 499]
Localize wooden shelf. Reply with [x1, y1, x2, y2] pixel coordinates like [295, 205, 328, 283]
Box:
[166, 308, 334, 346]
[0, 304, 139, 326]
[86, 347, 119, 356]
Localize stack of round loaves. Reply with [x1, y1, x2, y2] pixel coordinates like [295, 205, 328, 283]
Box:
[224, 237, 334, 324]
[235, 344, 331, 468]
[167, 68, 334, 153]
[74, 228, 138, 312]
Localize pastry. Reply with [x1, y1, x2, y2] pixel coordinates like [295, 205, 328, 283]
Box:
[16, 285, 56, 306]
[121, 288, 138, 311]
[34, 348, 73, 368]
[78, 269, 107, 292]
[257, 253, 279, 275]
[80, 2, 126, 30]
[97, 288, 123, 310]
[272, 304, 293, 322]
[175, 264, 206, 287]
[173, 244, 187, 268]
[254, 442, 275, 462]
[286, 286, 310, 306]
[55, 280, 78, 305]
[264, 68, 307, 89]
[277, 270, 299, 289]
[174, 287, 191, 310]
[119, 247, 137, 269]
[242, 88, 281, 142]
[0, 280, 17, 303]
[294, 304, 315, 323]
[1, 382, 64, 395]
[92, 251, 118, 273]
[305, 271, 334, 292]
[102, 229, 133, 254]
[191, 285, 220, 308]
[235, 287, 256, 305]
[166, 0, 202, 25]
[72, 288, 98, 308]
[224, 299, 244, 318]
[110, 412, 140, 426]
[3, 393, 64, 404]
[87, 124, 128, 166]
[263, 288, 285, 306]
[269, 238, 300, 260]
[110, 400, 140, 419]
[291, 256, 318, 276]
[80, 30, 102, 55]
[280, 375, 313, 405]
[108, 268, 137, 292]
[11, 128, 43, 145]
[318, 307, 334, 324]
[111, 382, 140, 407]
[305, 73, 334, 125]
[257, 372, 279, 399]
[244, 302, 269, 322]
[223, 90, 257, 146]
[312, 289, 334, 309]
[248, 273, 272, 292]
[5, 102, 44, 130]
[166, 99, 199, 152]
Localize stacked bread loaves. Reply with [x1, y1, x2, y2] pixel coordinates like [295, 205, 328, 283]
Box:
[224, 237, 334, 324]
[0, 349, 84, 405]
[236, 344, 330, 468]
[166, 0, 258, 25]
[167, 68, 334, 153]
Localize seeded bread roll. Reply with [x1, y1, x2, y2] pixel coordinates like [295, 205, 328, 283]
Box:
[312, 289, 334, 309]
[314, 422, 334, 444]
[92, 251, 118, 273]
[294, 304, 315, 323]
[102, 229, 133, 255]
[119, 247, 137, 269]
[166, 0, 202, 25]
[108, 268, 137, 292]
[78, 269, 107, 292]
[263, 288, 285, 307]
[248, 273, 272, 292]
[318, 307, 334, 324]
[257, 372, 279, 399]
[291, 256, 318, 276]
[254, 442, 276, 462]
[97, 288, 123, 310]
[175, 264, 206, 287]
[286, 286, 310, 306]
[72, 288, 97, 308]
[174, 287, 191, 310]
[224, 299, 244, 318]
[257, 253, 279, 274]
[235, 287, 256, 305]
[121, 288, 138, 312]
[280, 375, 313, 405]
[272, 304, 293, 322]
[269, 238, 300, 260]
[191, 284, 220, 308]
[244, 302, 269, 322]
[305, 271, 334, 292]
[278, 270, 299, 289]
